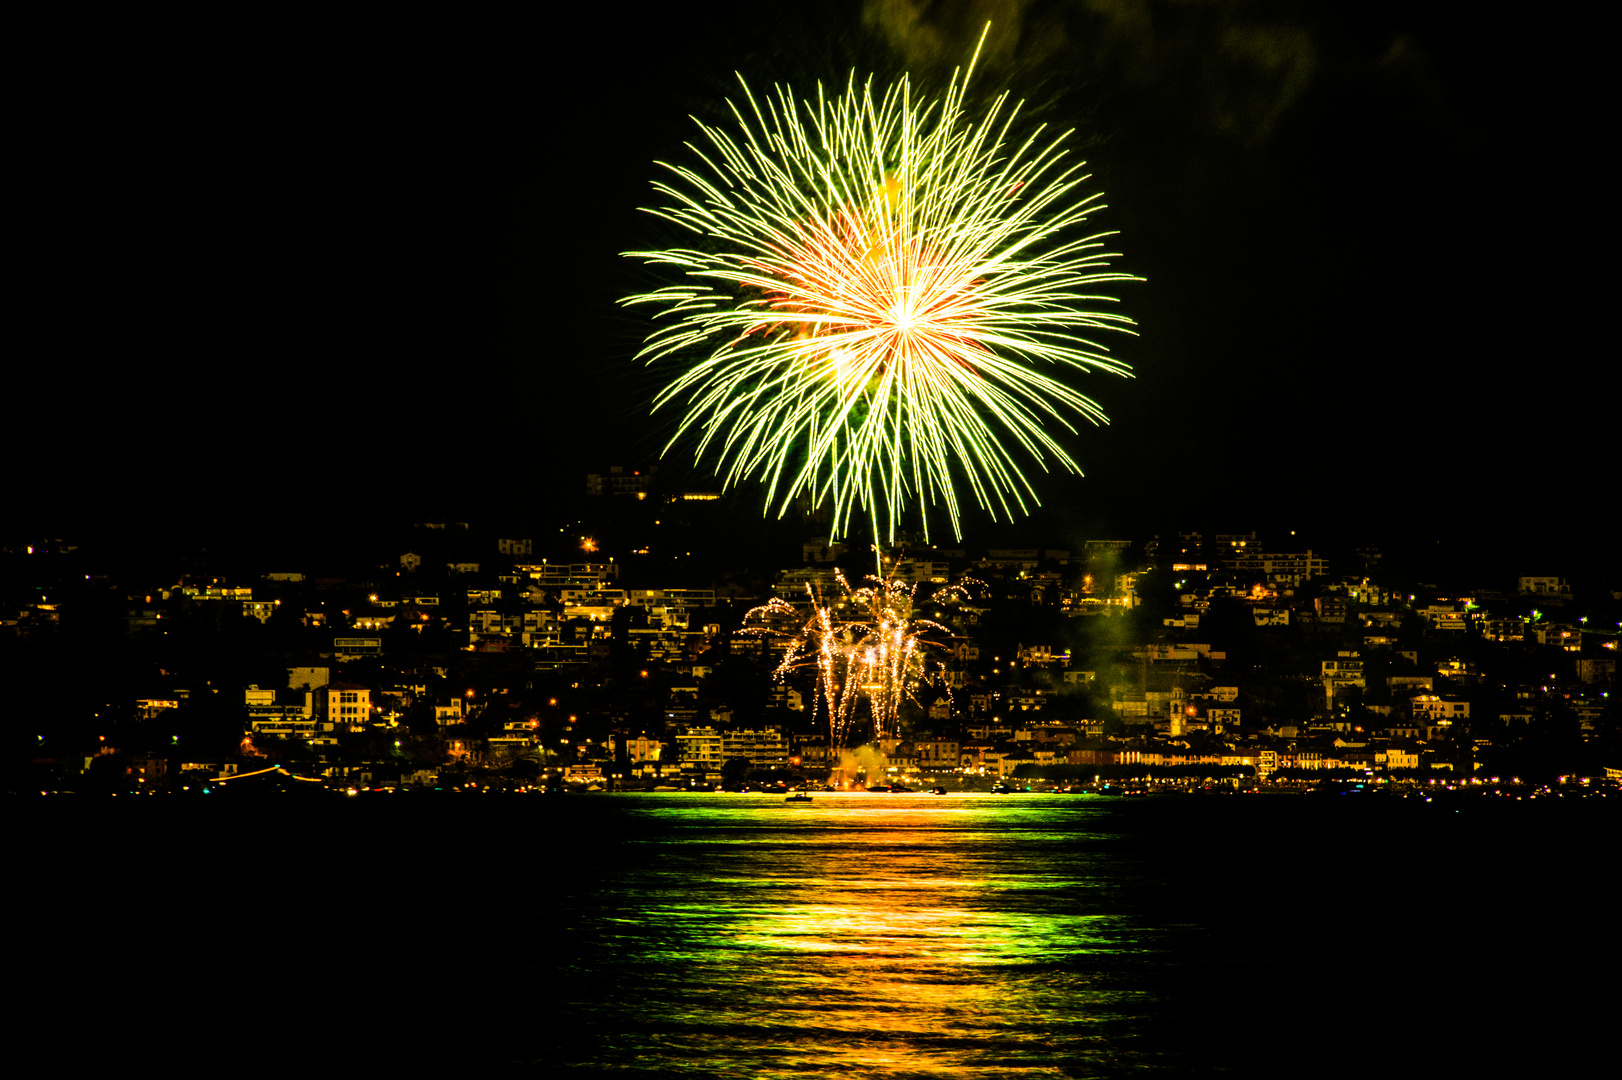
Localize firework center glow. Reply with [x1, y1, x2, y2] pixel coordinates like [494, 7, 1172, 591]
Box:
[623, 33, 1139, 541]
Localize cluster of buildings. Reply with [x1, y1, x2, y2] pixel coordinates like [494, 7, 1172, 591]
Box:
[7, 520, 1617, 793]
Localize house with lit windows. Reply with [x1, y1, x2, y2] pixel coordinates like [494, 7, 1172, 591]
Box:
[676, 724, 724, 781]
[317, 682, 372, 732]
[245, 686, 324, 740]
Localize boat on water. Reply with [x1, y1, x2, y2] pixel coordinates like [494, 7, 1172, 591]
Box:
[784, 791, 813, 803]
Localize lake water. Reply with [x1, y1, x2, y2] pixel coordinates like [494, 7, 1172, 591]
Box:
[545, 793, 1184, 1077]
[18, 791, 1609, 1075]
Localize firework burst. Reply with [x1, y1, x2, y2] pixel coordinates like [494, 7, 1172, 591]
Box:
[624, 37, 1138, 541]
[744, 567, 977, 750]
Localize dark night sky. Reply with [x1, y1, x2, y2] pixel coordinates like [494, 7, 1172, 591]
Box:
[13, 2, 1606, 563]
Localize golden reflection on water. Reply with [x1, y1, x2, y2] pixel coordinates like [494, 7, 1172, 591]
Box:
[598, 794, 1149, 1077]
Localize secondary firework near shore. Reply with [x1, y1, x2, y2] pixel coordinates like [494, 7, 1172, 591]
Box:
[743, 566, 977, 752]
[624, 30, 1137, 541]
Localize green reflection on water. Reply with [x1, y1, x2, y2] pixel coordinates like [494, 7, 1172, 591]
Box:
[558, 795, 1166, 1077]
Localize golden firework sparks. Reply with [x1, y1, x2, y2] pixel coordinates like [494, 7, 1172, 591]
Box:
[743, 565, 977, 749]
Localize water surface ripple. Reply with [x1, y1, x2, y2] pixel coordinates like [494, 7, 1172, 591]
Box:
[540, 794, 1197, 1077]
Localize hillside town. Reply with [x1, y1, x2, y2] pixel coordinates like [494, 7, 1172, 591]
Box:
[8, 478, 1618, 797]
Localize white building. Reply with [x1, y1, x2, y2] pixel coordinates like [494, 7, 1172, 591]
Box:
[677, 725, 724, 778]
[245, 687, 326, 740]
[317, 682, 372, 732]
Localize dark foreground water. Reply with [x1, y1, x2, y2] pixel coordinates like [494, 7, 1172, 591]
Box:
[16, 792, 1612, 1075]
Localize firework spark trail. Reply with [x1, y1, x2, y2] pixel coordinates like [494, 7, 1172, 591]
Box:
[743, 568, 978, 751]
[744, 587, 866, 748]
[624, 35, 1138, 541]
